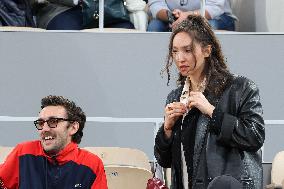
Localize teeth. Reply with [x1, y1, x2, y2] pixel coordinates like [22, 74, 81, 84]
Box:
[44, 136, 54, 140]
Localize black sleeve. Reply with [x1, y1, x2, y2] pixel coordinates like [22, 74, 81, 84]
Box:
[154, 125, 173, 168]
[210, 79, 265, 152]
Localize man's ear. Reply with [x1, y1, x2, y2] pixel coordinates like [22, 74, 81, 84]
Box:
[69, 121, 79, 136]
[203, 45, 212, 57]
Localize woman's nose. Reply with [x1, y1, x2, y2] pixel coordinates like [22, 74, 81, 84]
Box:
[175, 52, 185, 61]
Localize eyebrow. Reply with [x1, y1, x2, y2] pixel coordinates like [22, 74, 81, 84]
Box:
[36, 116, 60, 120]
[172, 44, 192, 49]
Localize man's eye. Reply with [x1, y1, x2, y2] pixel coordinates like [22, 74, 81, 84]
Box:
[37, 121, 44, 125]
[48, 119, 57, 124]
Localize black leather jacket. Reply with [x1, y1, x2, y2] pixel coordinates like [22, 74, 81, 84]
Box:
[155, 75, 265, 189]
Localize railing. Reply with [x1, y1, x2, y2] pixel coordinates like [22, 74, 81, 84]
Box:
[200, 0, 206, 17]
[0, 116, 163, 144]
[99, 0, 104, 31]
[0, 116, 283, 163]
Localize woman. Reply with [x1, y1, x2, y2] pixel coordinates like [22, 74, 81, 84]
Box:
[147, 0, 236, 32]
[154, 15, 264, 189]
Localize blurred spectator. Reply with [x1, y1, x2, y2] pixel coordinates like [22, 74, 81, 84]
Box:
[0, 0, 35, 27]
[31, 0, 134, 30]
[147, 0, 236, 32]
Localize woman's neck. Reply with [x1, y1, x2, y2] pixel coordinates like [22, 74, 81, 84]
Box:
[189, 74, 206, 92]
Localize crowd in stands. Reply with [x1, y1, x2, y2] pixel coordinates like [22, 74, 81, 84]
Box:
[0, 0, 236, 31]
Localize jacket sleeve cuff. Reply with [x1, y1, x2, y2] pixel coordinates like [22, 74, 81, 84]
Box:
[210, 106, 223, 135]
[155, 124, 174, 150]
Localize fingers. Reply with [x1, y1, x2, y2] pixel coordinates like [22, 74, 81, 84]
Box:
[188, 92, 203, 109]
[165, 102, 187, 117]
[166, 102, 186, 111]
[172, 9, 181, 17]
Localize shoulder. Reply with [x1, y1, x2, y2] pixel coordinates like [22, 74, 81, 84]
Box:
[77, 148, 105, 172]
[14, 140, 42, 154]
[230, 75, 259, 92]
[4, 141, 43, 158]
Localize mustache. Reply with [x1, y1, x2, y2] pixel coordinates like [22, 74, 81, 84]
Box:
[41, 131, 56, 139]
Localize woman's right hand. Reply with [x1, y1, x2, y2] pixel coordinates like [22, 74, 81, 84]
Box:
[164, 102, 187, 136]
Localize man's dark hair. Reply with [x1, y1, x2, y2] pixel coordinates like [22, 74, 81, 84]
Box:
[41, 95, 86, 144]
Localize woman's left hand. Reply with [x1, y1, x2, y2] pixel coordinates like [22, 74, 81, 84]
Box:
[188, 91, 215, 117]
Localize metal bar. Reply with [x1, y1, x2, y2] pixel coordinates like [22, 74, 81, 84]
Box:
[99, 0, 104, 31]
[200, 0, 206, 17]
[0, 116, 282, 163]
[0, 116, 282, 125]
[0, 116, 163, 123]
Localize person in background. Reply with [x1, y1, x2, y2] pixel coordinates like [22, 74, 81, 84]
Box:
[30, 0, 135, 30]
[0, 0, 35, 27]
[0, 95, 107, 189]
[147, 0, 236, 32]
[154, 15, 264, 189]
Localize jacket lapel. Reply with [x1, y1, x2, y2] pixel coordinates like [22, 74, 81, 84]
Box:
[192, 92, 219, 180]
[192, 114, 209, 178]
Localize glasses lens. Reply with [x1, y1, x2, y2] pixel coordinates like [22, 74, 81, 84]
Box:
[34, 120, 44, 130]
[47, 118, 59, 128]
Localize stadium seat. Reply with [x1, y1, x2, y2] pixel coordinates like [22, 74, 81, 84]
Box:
[266, 151, 284, 189]
[0, 146, 13, 164]
[105, 165, 152, 189]
[83, 147, 151, 171]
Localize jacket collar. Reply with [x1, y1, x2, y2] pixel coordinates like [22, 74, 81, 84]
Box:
[40, 142, 78, 165]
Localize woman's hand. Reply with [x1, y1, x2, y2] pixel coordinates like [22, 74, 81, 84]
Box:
[164, 102, 187, 136]
[188, 92, 215, 117]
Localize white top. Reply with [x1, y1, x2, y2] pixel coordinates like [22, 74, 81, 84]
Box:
[148, 0, 235, 19]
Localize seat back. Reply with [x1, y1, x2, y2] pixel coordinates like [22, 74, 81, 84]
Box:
[105, 165, 152, 189]
[271, 151, 284, 187]
[83, 147, 151, 171]
[0, 146, 14, 164]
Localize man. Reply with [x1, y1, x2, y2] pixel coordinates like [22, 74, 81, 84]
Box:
[147, 0, 236, 32]
[0, 95, 107, 189]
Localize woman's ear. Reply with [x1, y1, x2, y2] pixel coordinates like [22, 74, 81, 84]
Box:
[203, 45, 212, 57]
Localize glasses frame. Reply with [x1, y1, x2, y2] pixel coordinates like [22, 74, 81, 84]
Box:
[34, 117, 74, 130]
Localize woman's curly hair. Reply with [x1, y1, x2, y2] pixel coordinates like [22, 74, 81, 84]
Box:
[162, 14, 233, 97]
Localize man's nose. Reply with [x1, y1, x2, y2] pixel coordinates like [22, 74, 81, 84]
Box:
[41, 122, 51, 131]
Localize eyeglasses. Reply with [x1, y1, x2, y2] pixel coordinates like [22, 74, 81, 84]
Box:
[34, 118, 74, 130]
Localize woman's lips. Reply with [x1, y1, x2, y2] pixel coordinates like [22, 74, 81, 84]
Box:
[179, 65, 189, 72]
